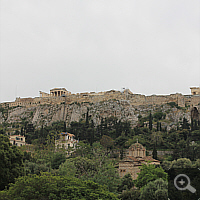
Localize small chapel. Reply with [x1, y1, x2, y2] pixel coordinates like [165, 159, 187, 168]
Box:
[119, 141, 160, 180]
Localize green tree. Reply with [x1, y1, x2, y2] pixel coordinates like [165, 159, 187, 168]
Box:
[117, 173, 134, 193]
[58, 159, 76, 177]
[86, 108, 89, 128]
[135, 164, 167, 188]
[193, 159, 200, 168]
[151, 131, 163, 147]
[0, 134, 24, 190]
[0, 173, 119, 200]
[181, 117, 190, 130]
[118, 189, 140, 200]
[24, 159, 49, 175]
[75, 141, 92, 157]
[115, 132, 127, 160]
[149, 112, 153, 130]
[171, 158, 192, 168]
[140, 178, 168, 200]
[59, 142, 120, 193]
[115, 132, 127, 148]
[63, 121, 66, 132]
[161, 161, 171, 171]
[177, 139, 187, 157]
[152, 144, 158, 160]
[100, 135, 114, 151]
[91, 162, 120, 193]
[191, 130, 200, 142]
[153, 112, 165, 122]
[51, 152, 66, 169]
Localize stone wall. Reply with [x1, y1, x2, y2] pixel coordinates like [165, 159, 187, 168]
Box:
[148, 150, 173, 156]
[190, 87, 200, 95]
[1, 89, 200, 109]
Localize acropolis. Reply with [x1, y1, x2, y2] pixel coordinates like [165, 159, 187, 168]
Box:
[1, 87, 200, 109]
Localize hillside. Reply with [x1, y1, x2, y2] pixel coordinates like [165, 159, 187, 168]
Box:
[0, 99, 193, 134]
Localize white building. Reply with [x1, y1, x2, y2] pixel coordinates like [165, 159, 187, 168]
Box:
[9, 135, 26, 147]
[55, 132, 78, 152]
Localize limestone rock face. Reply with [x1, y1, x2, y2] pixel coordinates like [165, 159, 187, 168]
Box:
[0, 112, 4, 124]
[0, 100, 196, 131]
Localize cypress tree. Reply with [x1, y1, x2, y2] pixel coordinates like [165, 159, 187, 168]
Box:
[182, 117, 190, 130]
[157, 121, 159, 131]
[120, 147, 124, 160]
[191, 117, 194, 131]
[149, 112, 153, 130]
[85, 108, 89, 128]
[194, 120, 198, 130]
[63, 122, 66, 132]
[152, 144, 158, 160]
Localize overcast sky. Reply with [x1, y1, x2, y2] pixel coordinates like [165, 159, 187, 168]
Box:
[0, 0, 200, 103]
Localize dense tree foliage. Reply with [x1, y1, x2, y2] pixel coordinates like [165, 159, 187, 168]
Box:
[140, 178, 168, 200]
[118, 189, 140, 200]
[0, 173, 119, 200]
[0, 134, 24, 190]
[1, 104, 199, 199]
[51, 152, 66, 169]
[19, 112, 199, 157]
[135, 164, 168, 188]
[58, 142, 120, 193]
[117, 173, 134, 193]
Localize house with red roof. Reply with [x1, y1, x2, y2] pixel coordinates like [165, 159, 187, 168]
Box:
[55, 132, 78, 153]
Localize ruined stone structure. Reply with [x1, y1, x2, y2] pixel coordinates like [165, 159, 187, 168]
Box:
[40, 88, 71, 97]
[190, 87, 200, 95]
[119, 142, 160, 180]
[1, 87, 200, 110]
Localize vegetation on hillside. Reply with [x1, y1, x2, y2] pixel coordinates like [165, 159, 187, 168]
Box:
[0, 102, 199, 199]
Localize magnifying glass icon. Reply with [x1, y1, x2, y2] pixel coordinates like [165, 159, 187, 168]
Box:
[174, 174, 196, 193]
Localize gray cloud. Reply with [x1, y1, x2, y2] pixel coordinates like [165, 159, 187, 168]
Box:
[0, 0, 199, 102]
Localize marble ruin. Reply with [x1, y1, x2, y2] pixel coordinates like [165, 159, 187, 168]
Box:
[1, 87, 200, 110]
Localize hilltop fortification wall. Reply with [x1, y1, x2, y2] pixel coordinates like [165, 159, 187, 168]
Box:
[1, 88, 199, 109]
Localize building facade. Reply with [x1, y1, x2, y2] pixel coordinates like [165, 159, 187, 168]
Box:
[1, 87, 200, 108]
[55, 132, 78, 153]
[9, 135, 26, 147]
[190, 87, 200, 95]
[119, 142, 160, 180]
[40, 88, 71, 97]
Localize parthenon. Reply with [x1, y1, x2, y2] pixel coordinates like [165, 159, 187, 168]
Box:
[50, 88, 71, 97]
[40, 88, 71, 97]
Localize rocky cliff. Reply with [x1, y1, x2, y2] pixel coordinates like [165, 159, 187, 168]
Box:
[0, 99, 193, 133]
